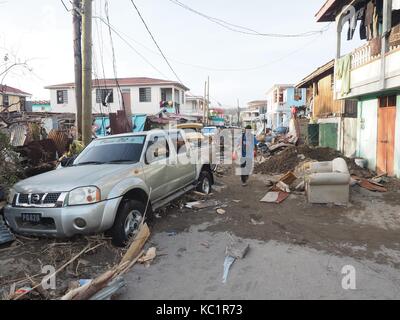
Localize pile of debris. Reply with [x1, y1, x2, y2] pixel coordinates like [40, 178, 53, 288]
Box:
[0, 222, 154, 300]
[255, 145, 374, 178]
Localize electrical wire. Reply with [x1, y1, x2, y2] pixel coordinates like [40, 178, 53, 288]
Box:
[104, 0, 124, 111]
[128, 0, 184, 84]
[167, 0, 331, 38]
[93, 16, 169, 78]
[93, 16, 327, 73]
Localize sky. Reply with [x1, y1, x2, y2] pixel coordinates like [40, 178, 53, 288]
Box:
[0, 0, 361, 109]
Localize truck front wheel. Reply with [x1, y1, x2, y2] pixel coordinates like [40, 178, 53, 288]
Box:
[197, 171, 212, 195]
[110, 199, 145, 247]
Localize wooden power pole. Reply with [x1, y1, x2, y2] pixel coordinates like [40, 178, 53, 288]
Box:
[82, 0, 92, 146]
[73, 0, 82, 139]
[203, 80, 207, 125]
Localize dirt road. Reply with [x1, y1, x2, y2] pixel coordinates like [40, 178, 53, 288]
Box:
[121, 169, 400, 299]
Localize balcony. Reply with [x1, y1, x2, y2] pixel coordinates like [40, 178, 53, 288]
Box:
[335, 43, 400, 100]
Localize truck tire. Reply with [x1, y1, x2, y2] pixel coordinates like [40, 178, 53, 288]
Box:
[109, 199, 145, 247]
[197, 171, 212, 195]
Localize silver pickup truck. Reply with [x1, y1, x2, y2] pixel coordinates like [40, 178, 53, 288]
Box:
[4, 130, 214, 246]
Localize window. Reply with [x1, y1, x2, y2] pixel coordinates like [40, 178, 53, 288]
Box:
[57, 90, 68, 104]
[96, 89, 113, 105]
[146, 136, 169, 163]
[169, 131, 187, 154]
[344, 100, 358, 118]
[3, 95, 9, 107]
[294, 88, 303, 101]
[75, 136, 146, 165]
[379, 95, 397, 108]
[139, 87, 151, 102]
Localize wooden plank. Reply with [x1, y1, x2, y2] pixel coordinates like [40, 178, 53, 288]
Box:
[120, 223, 150, 266]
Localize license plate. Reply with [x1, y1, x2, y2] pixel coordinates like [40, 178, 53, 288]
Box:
[21, 213, 42, 223]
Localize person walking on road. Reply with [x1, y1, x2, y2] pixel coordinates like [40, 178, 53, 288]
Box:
[240, 125, 258, 187]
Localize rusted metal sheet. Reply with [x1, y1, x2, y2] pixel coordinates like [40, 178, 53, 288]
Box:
[109, 110, 131, 135]
[48, 130, 70, 156]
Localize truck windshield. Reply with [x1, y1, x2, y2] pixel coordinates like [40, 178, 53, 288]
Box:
[74, 136, 146, 165]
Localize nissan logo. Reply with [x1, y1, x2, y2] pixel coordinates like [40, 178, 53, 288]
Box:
[31, 194, 41, 203]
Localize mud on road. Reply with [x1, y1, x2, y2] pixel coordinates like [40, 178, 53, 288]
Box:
[152, 168, 400, 269]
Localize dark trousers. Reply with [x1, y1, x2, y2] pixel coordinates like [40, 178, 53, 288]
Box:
[241, 161, 249, 184]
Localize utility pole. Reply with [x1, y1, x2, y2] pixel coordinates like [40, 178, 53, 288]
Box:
[73, 0, 82, 140]
[207, 76, 210, 126]
[237, 98, 241, 127]
[82, 0, 92, 146]
[203, 80, 207, 125]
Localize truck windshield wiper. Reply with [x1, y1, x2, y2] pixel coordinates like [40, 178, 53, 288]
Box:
[74, 161, 105, 166]
[105, 160, 136, 164]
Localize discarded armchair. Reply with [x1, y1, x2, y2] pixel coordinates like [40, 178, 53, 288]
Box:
[305, 158, 350, 205]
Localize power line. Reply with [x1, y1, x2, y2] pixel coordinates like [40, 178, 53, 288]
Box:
[93, 16, 169, 78]
[92, 17, 326, 73]
[128, 0, 184, 84]
[104, 0, 123, 110]
[167, 0, 331, 38]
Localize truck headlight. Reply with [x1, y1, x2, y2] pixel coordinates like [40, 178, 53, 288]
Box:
[68, 186, 101, 206]
[7, 188, 16, 205]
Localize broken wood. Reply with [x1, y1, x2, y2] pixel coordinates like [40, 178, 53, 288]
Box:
[120, 222, 150, 266]
[12, 244, 91, 300]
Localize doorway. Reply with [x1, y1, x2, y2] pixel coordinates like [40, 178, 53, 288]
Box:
[377, 95, 397, 176]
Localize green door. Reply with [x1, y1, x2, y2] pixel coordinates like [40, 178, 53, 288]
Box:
[319, 123, 338, 150]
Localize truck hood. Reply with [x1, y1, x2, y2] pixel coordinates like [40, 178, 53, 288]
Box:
[13, 164, 141, 194]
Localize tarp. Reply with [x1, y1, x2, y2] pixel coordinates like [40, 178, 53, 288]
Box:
[95, 117, 110, 137]
[132, 114, 147, 132]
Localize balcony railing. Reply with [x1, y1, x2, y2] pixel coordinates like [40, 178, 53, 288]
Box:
[350, 43, 381, 69]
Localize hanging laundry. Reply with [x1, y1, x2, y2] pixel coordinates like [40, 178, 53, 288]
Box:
[370, 37, 382, 56]
[336, 54, 352, 96]
[365, 0, 375, 40]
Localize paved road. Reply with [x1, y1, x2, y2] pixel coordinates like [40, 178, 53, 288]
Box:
[121, 222, 400, 300]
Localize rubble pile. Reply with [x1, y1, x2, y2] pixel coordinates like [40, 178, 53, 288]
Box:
[255, 145, 374, 178]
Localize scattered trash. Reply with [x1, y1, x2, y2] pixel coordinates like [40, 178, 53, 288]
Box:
[250, 219, 265, 226]
[222, 256, 236, 284]
[222, 236, 250, 284]
[352, 175, 388, 193]
[233, 200, 241, 203]
[14, 287, 32, 295]
[185, 200, 220, 210]
[260, 191, 290, 204]
[90, 276, 126, 300]
[200, 242, 210, 249]
[276, 181, 291, 193]
[0, 214, 15, 245]
[279, 171, 298, 186]
[295, 181, 305, 192]
[138, 247, 157, 264]
[216, 208, 226, 215]
[226, 236, 250, 260]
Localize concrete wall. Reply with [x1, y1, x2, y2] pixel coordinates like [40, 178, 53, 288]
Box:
[357, 98, 378, 171]
[395, 95, 400, 178]
[342, 117, 357, 158]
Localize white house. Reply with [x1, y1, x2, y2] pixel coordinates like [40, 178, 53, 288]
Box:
[45, 77, 189, 116]
[240, 100, 267, 129]
[266, 84, 306, 129]
[181, 93, 205, 121]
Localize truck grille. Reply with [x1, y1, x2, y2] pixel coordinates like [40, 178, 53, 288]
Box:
[16, 193, 63, 207]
